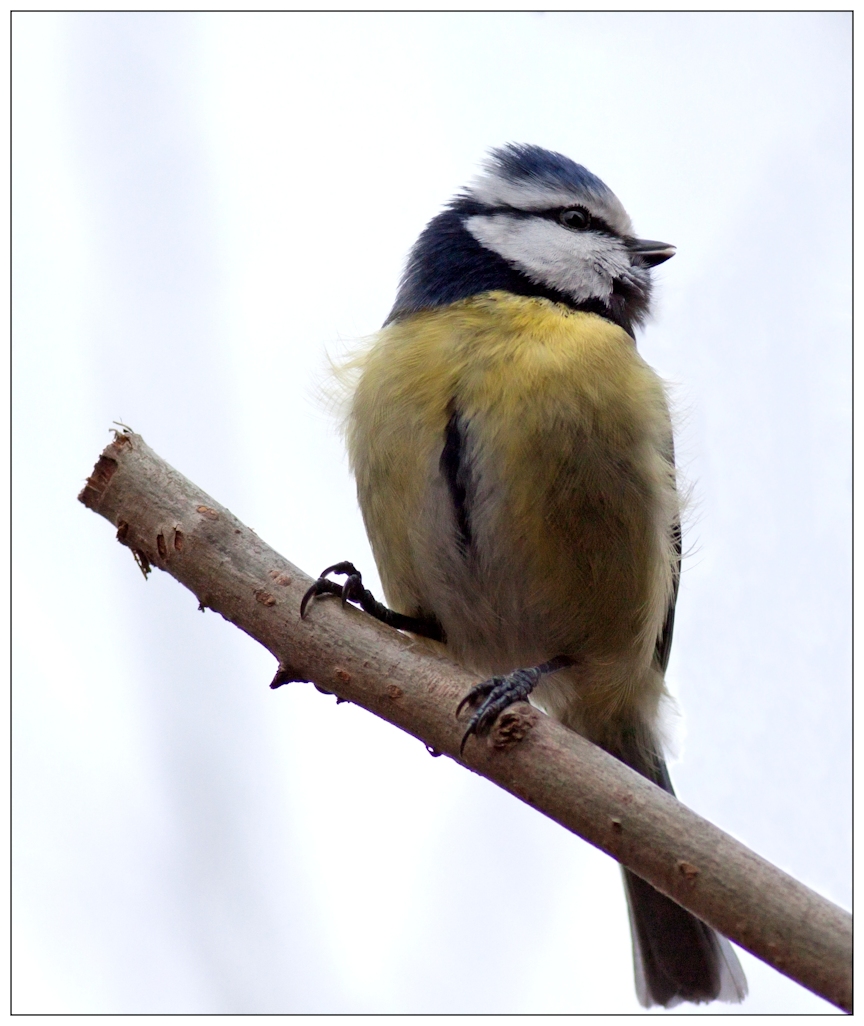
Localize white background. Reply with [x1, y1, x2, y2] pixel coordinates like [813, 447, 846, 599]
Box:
[13, 11, 850, 1015]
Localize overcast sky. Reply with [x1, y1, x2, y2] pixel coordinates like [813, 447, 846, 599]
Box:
[13, 11, 850, 1015]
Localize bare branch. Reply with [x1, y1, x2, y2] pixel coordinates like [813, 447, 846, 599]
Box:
[79, 431, 851, 1013]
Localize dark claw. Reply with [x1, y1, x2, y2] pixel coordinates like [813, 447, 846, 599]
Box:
[300, 562, 363, 618]
[320, 561, 360, 579]
[298, 561, 447, 642]
[341, 573, 365, 607]
[457, 667, 542, 755]
[300, 579, 336, 618]
[455, 678, 498, 718]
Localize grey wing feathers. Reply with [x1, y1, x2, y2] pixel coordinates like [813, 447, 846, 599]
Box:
[654, 428, 681, 674]
[654, 518, 681, 673]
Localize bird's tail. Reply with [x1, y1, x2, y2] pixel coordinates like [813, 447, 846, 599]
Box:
[612, 729, 748, 1007]
[623, 866, 747, 1007]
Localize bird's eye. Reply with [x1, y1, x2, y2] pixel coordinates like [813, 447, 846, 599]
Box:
[559, 208, 590, 231]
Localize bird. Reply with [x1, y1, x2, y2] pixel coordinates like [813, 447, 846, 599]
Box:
[301, 143, 748, 1008]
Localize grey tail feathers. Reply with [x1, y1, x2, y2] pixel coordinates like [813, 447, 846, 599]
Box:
[623, 867, 747, 1007]
[613, 731, 748, 1007]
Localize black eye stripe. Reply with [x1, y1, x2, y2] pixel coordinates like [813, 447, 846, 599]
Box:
[451, 195, 619, 237]
[489, 205, 618, 236]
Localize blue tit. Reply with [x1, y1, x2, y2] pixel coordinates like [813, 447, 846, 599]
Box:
[302, 144, 747, 1008]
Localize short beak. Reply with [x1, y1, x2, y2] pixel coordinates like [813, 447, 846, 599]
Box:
[628, 238, 676, 267]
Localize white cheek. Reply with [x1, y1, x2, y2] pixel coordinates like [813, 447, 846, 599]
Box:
[466, 214, 631, 303]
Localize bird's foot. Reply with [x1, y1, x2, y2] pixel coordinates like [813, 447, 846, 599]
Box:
[456, 667, 542, 755]
[300, 561, 446, 642]
[300, 561, 370, 618]
[456, 656, 573, 755]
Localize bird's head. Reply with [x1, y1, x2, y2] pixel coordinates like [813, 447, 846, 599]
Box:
[387, 144, 675, 337]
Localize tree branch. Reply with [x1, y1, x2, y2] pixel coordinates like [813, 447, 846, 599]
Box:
[78, 431, 851, 1013]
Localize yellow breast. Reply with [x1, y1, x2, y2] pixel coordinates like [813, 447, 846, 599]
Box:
[347, 292, 678, 687]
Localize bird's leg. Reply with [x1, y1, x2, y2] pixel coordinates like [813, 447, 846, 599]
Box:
[300, 561, 446, 642]
[457, 655, 573, 754]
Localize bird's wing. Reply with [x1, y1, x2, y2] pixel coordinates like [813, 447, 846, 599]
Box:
[654, 431, 681, 674]
[654, 518, 681, 674]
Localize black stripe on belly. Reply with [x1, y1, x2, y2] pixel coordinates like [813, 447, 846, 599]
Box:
[439, 410, 473, 554]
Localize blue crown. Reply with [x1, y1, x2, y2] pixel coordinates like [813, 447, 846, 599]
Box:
[486, 143, 612, 199]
